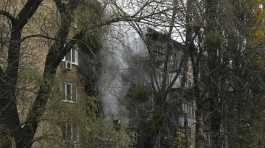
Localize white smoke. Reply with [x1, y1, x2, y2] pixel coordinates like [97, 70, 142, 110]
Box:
[98, 0, 148, 121]
[99, 23, 130, 119]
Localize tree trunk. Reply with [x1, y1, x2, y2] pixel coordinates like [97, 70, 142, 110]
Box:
[15, 58, 58, 147]
[0, 26, 22, 148]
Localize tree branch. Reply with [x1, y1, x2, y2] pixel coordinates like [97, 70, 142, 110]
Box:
[0, 65, 3, 73]
[95, 8, 172, 29]
[17, 1, 82, 146]
[21, 34, 58, 42]
[5, 0, 43, 86]
[17, 0, 43, 28]
[0, 10, 16, 23]
[0, 65, 4, 79]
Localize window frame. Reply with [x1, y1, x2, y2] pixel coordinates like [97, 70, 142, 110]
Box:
[63, 82, 78, 103]
[63, 121, 80, 146]
[62, 48, 79, 66]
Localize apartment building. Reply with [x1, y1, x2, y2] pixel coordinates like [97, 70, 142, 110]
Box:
[21, 41, 93, 148]
[0, 1, 98, 147]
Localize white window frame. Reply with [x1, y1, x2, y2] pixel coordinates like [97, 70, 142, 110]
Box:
[63, 121, 80, 147]
[71, 48, 79, 65]
[62, 48, 79, 66]
[259, 4, 264, 9]
[182, 103, 189, 114]
[63, 82, 78, 103]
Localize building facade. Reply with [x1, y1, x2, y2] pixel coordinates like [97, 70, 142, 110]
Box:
[145, 28, 196, 148]
[0, 1, 97, 147]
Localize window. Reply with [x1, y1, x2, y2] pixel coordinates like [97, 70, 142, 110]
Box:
[63, 48, 79, 66]
[182, 103, 188, 114]
[64, 82, 78, 103]
[182, 103, 194, 116]
[259, 4, 264, 9]
[206, 133, 211, 145]
[63, 121, 80, 148]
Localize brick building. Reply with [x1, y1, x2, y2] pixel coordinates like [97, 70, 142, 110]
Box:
[0, 1, 98, 147]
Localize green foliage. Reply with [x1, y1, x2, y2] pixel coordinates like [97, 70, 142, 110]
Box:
[254, 54, 265, 69]
[74, 1, 104, 50]
[205, 31, 224, 48]
[129, 85, 152, 103]
[0, 64, 4, 72]
[37, 80, 134, 148]
[247, 0, 265, 45]
[0, 133, 15, 148]
[18, 67, 41, 84]
[80, 119, 134, 148]
[173, 128, 190, 147]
